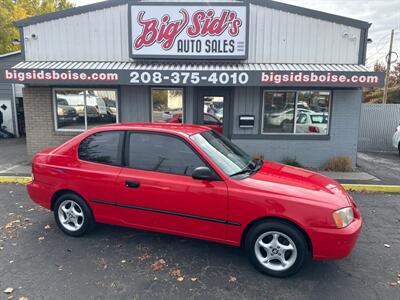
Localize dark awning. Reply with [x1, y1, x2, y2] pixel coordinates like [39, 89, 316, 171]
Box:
[3, 61, 384, 88]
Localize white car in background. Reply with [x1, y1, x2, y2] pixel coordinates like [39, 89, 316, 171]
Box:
[266, 108, 314, 128]
[295, 112, 328, 134]
[393, 123, 400, 154]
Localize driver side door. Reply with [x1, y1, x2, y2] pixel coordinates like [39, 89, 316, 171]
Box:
[115, 131, 230, 242]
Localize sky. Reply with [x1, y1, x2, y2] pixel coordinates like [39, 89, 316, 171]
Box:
[71, 0, 400, 69]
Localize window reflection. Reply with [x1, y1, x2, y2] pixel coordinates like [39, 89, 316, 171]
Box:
[152, 88, 183, 123]
[262, 91, 330, 135]
[54, 89, 118, 131]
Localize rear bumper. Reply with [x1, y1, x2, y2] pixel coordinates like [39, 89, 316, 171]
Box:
[310, 216, 362, 260]
[26, 181, 52, 210]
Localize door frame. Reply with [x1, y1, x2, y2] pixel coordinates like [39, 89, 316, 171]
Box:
[194, 87, 234, 139]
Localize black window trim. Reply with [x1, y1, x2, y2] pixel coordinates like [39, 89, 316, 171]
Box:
[123, 130, 222, 180]
[77, 130, 125, 167]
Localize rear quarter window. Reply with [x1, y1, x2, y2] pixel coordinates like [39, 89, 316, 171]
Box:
[78, 131, 123, 166]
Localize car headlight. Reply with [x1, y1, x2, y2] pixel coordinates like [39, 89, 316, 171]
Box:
[332, 207, 354, 228]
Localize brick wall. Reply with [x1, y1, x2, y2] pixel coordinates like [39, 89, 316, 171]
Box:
[23, 87, 77, 157]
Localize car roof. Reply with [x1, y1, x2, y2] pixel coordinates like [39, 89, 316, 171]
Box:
[92, 122, 212, 136]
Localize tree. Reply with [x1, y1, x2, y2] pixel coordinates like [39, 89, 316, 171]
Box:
[0, 0, 74, 54]
[363, 61, 400, 104]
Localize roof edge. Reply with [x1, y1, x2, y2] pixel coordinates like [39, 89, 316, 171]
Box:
[14, 0, 371, 30]
[0, 50, 22, 58]
[255, 0, 371, 29]
[14, 0, 129, 27]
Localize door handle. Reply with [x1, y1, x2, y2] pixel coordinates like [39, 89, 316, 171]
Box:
[125, 181, 140, 188]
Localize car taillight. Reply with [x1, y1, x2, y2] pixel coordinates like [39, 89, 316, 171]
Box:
[308, 126, 319, 133]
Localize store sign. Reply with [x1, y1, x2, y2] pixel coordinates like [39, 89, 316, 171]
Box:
[3, 68, 385, 88]
[129, 4, 248, 59]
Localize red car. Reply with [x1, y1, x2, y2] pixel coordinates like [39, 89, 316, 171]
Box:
[166, 112, 223, 134]
[27, 123, 361, 277]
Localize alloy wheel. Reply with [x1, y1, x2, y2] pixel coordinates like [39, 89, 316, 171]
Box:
[254, 231, 298, 272]
[57, 200, 85, 232]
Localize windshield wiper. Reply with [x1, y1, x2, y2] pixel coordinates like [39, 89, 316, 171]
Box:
[230, 160, 263, 178]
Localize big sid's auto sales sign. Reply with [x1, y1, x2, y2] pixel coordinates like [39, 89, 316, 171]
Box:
[129, 4, 248, 59]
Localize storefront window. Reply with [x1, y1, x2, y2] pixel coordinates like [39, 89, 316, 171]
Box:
[262, 91, 331, 135]
[151, 88, 183, 123]
[54, 89, 118, 131]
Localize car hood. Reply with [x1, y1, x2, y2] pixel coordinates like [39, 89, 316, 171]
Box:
[238, 161, 351, 208]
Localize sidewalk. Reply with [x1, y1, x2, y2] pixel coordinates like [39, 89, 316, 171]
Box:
[0, 138, 31, 176]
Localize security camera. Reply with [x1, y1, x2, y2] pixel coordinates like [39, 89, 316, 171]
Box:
[31, 33, 38, 40]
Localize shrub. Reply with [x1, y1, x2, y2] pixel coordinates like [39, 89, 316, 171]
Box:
[282, 157, 303, 168]
[324, 156, 353, 172]
[252, 153, 265, 161]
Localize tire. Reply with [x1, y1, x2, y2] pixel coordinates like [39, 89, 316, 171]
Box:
[53, 193, 95, 237]
[398, 143, 400, 156]
[244, 220, 310, 277]
[280, 120, 292, 133]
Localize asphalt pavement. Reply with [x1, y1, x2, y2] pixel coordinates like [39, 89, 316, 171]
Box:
[358, 152, 400, 185]
[0, 185, 399, 300]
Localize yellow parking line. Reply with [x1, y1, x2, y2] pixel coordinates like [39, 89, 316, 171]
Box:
[0, 176, 32, 184]
[342, 184, 400, 193]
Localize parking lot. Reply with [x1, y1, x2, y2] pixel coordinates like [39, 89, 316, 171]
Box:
[0, 185, 399, 300]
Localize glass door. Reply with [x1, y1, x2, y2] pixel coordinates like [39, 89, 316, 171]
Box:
[196, 88, 232, 138]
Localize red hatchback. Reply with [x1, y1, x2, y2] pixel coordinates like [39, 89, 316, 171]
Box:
[27, 123, 361, 277]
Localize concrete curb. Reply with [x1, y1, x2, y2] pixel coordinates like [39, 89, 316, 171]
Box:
[0, 176, 399, 193]
[341, 184, 400, 193]
[0, 176, 32, 185]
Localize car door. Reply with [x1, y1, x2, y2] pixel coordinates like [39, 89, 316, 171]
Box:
[114, 131, 229, 242]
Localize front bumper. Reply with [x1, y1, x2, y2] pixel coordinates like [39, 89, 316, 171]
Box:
[310, 216, 362, 260]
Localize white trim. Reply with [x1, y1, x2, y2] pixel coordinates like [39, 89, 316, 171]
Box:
[52, 87, 119, 132]
[261, 90, 332, 136]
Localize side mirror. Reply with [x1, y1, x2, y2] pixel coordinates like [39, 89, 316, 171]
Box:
[192, 167, 217, 181]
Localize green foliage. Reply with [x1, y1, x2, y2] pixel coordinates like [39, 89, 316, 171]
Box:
[363, 61, 400, 104]
[0, 0, 74, 54]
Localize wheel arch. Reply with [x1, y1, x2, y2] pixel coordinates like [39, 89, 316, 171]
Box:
[51, 189, 88, 211]
[240, 216, 313, 255]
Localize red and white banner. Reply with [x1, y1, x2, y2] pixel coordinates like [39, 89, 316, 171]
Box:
[130, 4, 248, 59]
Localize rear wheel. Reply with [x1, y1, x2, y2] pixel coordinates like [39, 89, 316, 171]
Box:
[398, 142, 400, 156]
[244, 220, 310, 277]
[54, 193, 95, 237]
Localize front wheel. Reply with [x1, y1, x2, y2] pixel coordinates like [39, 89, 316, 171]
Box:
[54, 193, 95, 237]
[245, 220, 310, 277]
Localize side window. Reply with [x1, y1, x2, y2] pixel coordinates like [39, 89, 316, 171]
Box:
[297, 113, 308, 124]
[78, 131, 123, 166]
[204, 113, 219, 125]
[128, 133, 205, 176]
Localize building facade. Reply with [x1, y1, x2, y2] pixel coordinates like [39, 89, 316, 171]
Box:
[3, 0, 383, 167]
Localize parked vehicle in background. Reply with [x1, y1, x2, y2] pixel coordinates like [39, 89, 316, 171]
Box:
[56, 98, 78, 124]
[28, 123, 362, 278]
[166, 112, 223, 134]
[295, 113, 328, 134]
[60, 94, 108, 120]
[393, 123, 400, 155]
[104, 99, 117, 121]
[266, 108, 314, 129]
[85, 94, 108, 120]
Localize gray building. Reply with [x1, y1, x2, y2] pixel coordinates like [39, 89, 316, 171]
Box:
[2, 0, 383, 167]
[0, 51, 24, 138]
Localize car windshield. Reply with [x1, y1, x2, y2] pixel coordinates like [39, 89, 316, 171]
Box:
[190, 131, 258, 177]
